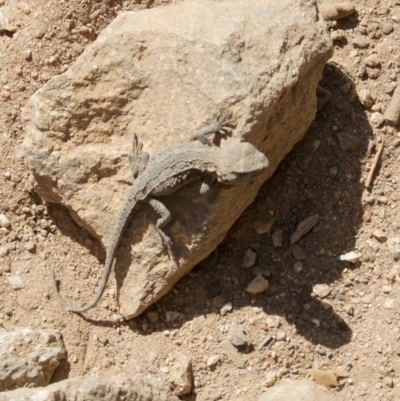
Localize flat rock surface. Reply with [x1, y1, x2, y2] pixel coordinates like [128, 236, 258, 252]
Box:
[22, 0, 332, 318]
[0, 375, 180, 401]
[258, 379, 342, 401]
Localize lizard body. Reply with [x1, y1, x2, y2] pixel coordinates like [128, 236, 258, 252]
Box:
[52, 115, 269, 313]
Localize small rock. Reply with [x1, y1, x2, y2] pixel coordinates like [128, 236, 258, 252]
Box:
[0, 7, 17, 33]
[212, 295, 225, 308]
[7, 275, 24, 289]
[258, 335, 274, 351]
[160, 366, 169, 374]
[246, 274, 269, 294]
[14, 65, 23, 77]
[312, 139, 321, 151]
[384, 298, 395, 309]
[293, 260, 304, 273]
[352, 36, 370, 49]
[276, 330, 286, 341]
[381, 21, 394, 35]
[362, 210, 371, 222]
[337, 132, 360, 151]
[40, 72, 51, 82]
[384, 86, 400, 126]
[254, 220, 274, 235]
[23, 49, 32, 60]
[330, 30, 346, 42]
[370, 112, 384, 127]
[358, 88, 375, 109]
[328, 166, 337, 177]
[265, 373, 276, 388]
[377, 196, 388, 205]
[272, 228, 283, 248]
[227, 324, 251, 348]
[372, 229, 387, 242]
[242, 248, 257, 268]
[219, 339, 246, 368]
[306, 369, 338, 387]
[220, 302, 233, 316]
[290, 244, 307, 260]
[165, 311, 184, 322]
[146, 311, 159, 323]
[207, 355, 220, 367]
[290, 214, 319, 244]
[266, 315, 280, 328]
[384, 377, 394, 388]
[335, 366, 350, 378]
[387, 237, 400, 259]
[0, 246, 8, 257]
[0, 214, 11, 228]
[312, 284, 331, 298]
[364, 54, 380, 68]
[24, 241, 36, 252]
[168, 353, 192, 396]
[319, 2, 355, 20]
[339, 251, 360, 263]
[1, 91, 10, 100]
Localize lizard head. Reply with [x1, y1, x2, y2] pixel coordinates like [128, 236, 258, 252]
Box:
[217, 141, 269, 184]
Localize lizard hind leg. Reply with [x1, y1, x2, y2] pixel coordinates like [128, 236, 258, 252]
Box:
[147, 198, 179, 266]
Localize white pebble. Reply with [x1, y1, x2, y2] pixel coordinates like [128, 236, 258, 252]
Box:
[7, 276, 24, 289]
[339, 251, 360, 263]
[0, 214, 11, 228]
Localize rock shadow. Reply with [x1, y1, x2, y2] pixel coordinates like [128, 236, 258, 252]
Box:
[137, 64, 374, 351]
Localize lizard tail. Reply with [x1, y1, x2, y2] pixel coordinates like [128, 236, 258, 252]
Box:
[51, 256, 114, 313]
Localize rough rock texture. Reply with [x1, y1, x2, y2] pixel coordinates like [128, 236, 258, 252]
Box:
[22, 0, 332, 318]
[318, 2, 355, 21]
[257, 379, 341, 401]
[167, 353, 193, 396]
[0, 375, 180, 401]
[0, 328, 66, 392]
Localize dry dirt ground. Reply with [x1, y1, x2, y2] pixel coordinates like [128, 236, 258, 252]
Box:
[1, 0, 400, 400]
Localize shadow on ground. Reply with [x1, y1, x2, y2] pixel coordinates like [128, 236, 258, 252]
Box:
[131, 65, 374, 352]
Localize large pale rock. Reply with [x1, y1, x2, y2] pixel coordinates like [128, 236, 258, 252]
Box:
[0, 328, 66, 391]
[258, 379, 342, 401]
[0, 375, 180, 401]
[22, 0, 332, 318]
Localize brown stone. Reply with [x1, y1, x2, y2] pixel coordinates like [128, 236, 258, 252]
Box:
[306, 369, 339, 387]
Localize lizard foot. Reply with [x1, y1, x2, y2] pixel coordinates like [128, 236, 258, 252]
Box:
[192, 110, 235, 146]
[157, 229, 180, 266]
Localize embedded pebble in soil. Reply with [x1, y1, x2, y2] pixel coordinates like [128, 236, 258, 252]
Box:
[242, 248, 257, 268]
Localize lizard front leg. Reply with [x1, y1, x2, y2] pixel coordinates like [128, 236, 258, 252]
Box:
[192, 111, 234, 146]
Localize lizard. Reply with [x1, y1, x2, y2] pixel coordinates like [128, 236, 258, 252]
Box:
[52, 113, 269, 313]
